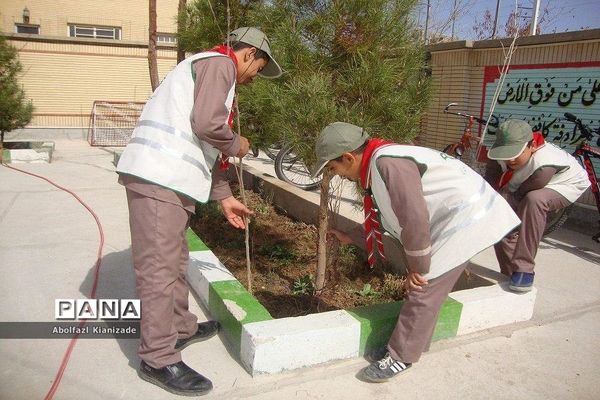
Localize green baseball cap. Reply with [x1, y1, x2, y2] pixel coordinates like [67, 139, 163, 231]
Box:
[488, 119, 533, 160]
[311, 122, 370, 177]
[228, 27, 282, 79]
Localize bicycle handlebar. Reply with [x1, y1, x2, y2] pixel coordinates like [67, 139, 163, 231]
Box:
[563, 112, 596, 141]
[443, 103, 488, 125]
[564, 112, 577, 123]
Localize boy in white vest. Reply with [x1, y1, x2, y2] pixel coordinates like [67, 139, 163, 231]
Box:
[485, 120, 590, 292]
[116, 27, 281, 396]
[313, 122, 520, 383]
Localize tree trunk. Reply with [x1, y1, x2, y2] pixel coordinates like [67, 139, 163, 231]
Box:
[148, 0, 160, 91]
[315, 170, 332, 293]
[0, 131, 4, 163]
[177, 0, 187, 64]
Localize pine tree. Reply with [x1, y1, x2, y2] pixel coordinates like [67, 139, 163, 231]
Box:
[178, 0, 431, 292]
[249, 0, 430, 158]
[0, 36, 34, 152]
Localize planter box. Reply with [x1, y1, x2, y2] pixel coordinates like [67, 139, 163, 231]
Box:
[2, 141, 54, 163]
[185, 229, 536, 375]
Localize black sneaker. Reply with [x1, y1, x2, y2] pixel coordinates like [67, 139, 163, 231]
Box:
[175, 321, 221, 350]
[138, 360, 212, 396]
[362, 352, 412, 383]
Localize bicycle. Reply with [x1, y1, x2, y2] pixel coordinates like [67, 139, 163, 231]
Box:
[553, 112, 600, 242]
[247, 141, 322, 191]
[441, 103, 493, 175]
[249, 143, 283, 159]
[274, 144, 322, 191]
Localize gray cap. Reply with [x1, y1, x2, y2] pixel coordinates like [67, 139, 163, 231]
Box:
[228, 27, 282, 79]
[311, 122, 370, 177]
[488, 119, 533, 160]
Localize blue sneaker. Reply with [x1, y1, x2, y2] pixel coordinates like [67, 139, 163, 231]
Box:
[509, 272, 534, 292]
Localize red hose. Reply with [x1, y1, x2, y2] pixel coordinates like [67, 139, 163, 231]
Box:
[2, 163, 105, 400]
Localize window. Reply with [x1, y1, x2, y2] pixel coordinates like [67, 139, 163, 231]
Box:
[69, 24, 121, 40]
[15, 23, 40, 34]
[157, 33, 177, 44]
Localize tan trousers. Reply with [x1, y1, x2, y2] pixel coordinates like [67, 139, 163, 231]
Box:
[494, 188, 570, 276]
[387, 263, 466, 364]
[126, 189, 198, 368]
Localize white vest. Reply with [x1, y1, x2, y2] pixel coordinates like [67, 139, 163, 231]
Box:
[504, 143, 590, 203]
[117, 52, 236, 203]
[369, 145, 521, 280]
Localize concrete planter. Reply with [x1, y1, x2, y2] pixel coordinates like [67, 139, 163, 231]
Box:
[185, 229, 536, 375]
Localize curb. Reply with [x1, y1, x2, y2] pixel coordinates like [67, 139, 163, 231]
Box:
[185, 229, 537, 375]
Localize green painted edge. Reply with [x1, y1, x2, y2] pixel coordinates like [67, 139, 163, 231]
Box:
[2, 149, 11, 163]
[431, 296, 463, 342]
[186, 228, 209, 251]
[347, 297, 463, 356]
[208, 280, 273, 354]
[347, 301, 403, 356]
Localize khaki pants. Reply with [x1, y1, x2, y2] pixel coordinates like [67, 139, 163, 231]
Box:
[494, 188, 570, 275]
[387, 263, 466, 364]
[126, 189, 198, 368]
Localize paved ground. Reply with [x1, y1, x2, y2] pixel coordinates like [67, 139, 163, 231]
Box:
[1, 138, 599, 400]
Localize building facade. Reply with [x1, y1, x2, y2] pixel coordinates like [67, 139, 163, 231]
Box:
[0, 0, 180, 136]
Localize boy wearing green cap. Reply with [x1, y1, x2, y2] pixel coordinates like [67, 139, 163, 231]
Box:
[117, 27, 281, 396]
[314, 122, 520, 383]
[485, 120, 589, 292]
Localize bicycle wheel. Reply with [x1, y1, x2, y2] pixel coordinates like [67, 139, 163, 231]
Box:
[274, 145, 322, 191]
[264, 143, 283, 160]
[543, 205, 572, 236]
[442, 144, 463, 159]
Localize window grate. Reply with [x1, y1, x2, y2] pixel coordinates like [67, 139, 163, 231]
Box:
[69, 24, 121, 40]
[15, 24, 40, 34]
[157, 33, 177, 44]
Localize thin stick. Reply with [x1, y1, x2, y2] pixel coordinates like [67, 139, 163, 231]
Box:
[223, 0, 252, 293]
[205, 0, 223, 37]
[477, 0, 520, 154]
[234, 101, 253, 294]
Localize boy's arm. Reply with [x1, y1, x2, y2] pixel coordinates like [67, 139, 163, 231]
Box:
[191, 57, 241, 157]
[514, 167, 557, 200]
[376, 157, 432, 274]
[484, 160, 503, 187]
[209, 165, 233, 201]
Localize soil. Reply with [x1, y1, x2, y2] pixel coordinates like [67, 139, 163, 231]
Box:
[3, 141, 34, 149]
[190, 186, 406, 318]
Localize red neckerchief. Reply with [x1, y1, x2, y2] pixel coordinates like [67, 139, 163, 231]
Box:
[208, 45, 238, 170]
[208, 44, 238, 65]
[497, 132, 545, 189]
[359, 138, 394, 267]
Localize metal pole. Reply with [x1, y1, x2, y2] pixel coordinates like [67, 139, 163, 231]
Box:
[424, 0, 431, 44]
[451, 0, 457, 40]
[530, 0, 541, 35]
[492, 0, 501, 38]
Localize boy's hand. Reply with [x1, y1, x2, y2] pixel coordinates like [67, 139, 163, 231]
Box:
[328, 229, 353, 245]
[237, 136, 250, 158]
[220, 196, 253, 229]
[406, 271, 428, 292]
